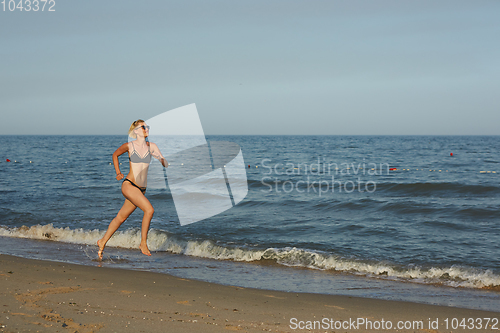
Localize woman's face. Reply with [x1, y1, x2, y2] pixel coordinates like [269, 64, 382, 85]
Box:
[134, 122, 150, 138]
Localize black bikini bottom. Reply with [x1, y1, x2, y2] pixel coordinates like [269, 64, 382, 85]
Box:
[123, 178, 146, 194]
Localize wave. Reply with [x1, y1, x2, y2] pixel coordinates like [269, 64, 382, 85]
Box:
[1, 224, 499, 290]
[377, 182, 500, 197]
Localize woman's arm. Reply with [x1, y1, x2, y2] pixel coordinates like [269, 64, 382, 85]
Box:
[150, 143, 168, 168]
[113, 142, 130, 180]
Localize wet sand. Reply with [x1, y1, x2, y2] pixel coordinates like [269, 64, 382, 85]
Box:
[0, 254, 498, 332]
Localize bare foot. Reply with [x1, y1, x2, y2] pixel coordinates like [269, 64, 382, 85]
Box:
[139, 242, 151, 256]
[97, 239, 105, 260]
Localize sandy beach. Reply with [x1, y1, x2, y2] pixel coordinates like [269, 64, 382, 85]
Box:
[0, 254, 498, 333]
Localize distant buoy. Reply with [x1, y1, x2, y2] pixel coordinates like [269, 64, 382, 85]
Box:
[248, 165, 250, 168]
[389, 168, 397, 171]
[6, 159, 10, 162]
[450, 153, 453, 156]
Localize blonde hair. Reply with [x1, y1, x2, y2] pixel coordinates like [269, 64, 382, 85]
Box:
[128, 119, 145, 139]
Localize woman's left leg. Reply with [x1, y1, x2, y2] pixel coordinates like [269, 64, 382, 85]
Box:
[121, 181, 154, 256]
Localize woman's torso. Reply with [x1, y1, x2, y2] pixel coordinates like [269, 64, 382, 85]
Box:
[126, 141, 151, 188]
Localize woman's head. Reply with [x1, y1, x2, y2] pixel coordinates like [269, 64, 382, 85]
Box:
[128, 119, 148, 139]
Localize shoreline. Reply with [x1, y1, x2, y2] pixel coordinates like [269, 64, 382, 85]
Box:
[1, 227, 499, 297]
[1, 254, 498, 333]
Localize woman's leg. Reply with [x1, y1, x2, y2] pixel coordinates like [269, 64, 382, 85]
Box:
[121, 181, 155, 256]
[97, 198, 137, 259]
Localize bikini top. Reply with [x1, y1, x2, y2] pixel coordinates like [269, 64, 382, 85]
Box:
[129, 141, 152, 164]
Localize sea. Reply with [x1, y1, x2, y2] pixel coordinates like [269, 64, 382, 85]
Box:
[1, 135, 499, 312]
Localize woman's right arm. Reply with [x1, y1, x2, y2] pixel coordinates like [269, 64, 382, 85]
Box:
[113, 142, 129, 180]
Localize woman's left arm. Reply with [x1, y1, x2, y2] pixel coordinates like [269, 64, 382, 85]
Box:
[151, 143, 168, 168]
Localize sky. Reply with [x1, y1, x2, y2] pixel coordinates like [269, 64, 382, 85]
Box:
[1, 0, 499, 135]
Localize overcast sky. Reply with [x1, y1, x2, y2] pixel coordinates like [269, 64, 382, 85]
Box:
[1, 0, 499, 135]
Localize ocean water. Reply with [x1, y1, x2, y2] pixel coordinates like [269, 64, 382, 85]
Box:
[1, 135, 499, 311]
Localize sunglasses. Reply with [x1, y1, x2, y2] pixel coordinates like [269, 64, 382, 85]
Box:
[135, 125, 150, 131]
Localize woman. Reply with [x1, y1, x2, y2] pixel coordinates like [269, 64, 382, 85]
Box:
[97, 119, 167, 259]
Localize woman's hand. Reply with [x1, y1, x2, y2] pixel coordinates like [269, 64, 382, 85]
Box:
[161, 158, 168, 168]
[116, 173, 124, 180]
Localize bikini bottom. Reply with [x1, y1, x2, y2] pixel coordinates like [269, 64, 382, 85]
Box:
[123, 178, 146, 195]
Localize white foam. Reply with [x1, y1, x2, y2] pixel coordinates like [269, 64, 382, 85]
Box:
[1, 224, 499, 289]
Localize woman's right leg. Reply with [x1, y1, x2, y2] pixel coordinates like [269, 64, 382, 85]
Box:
[97, 199, 137, 259]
